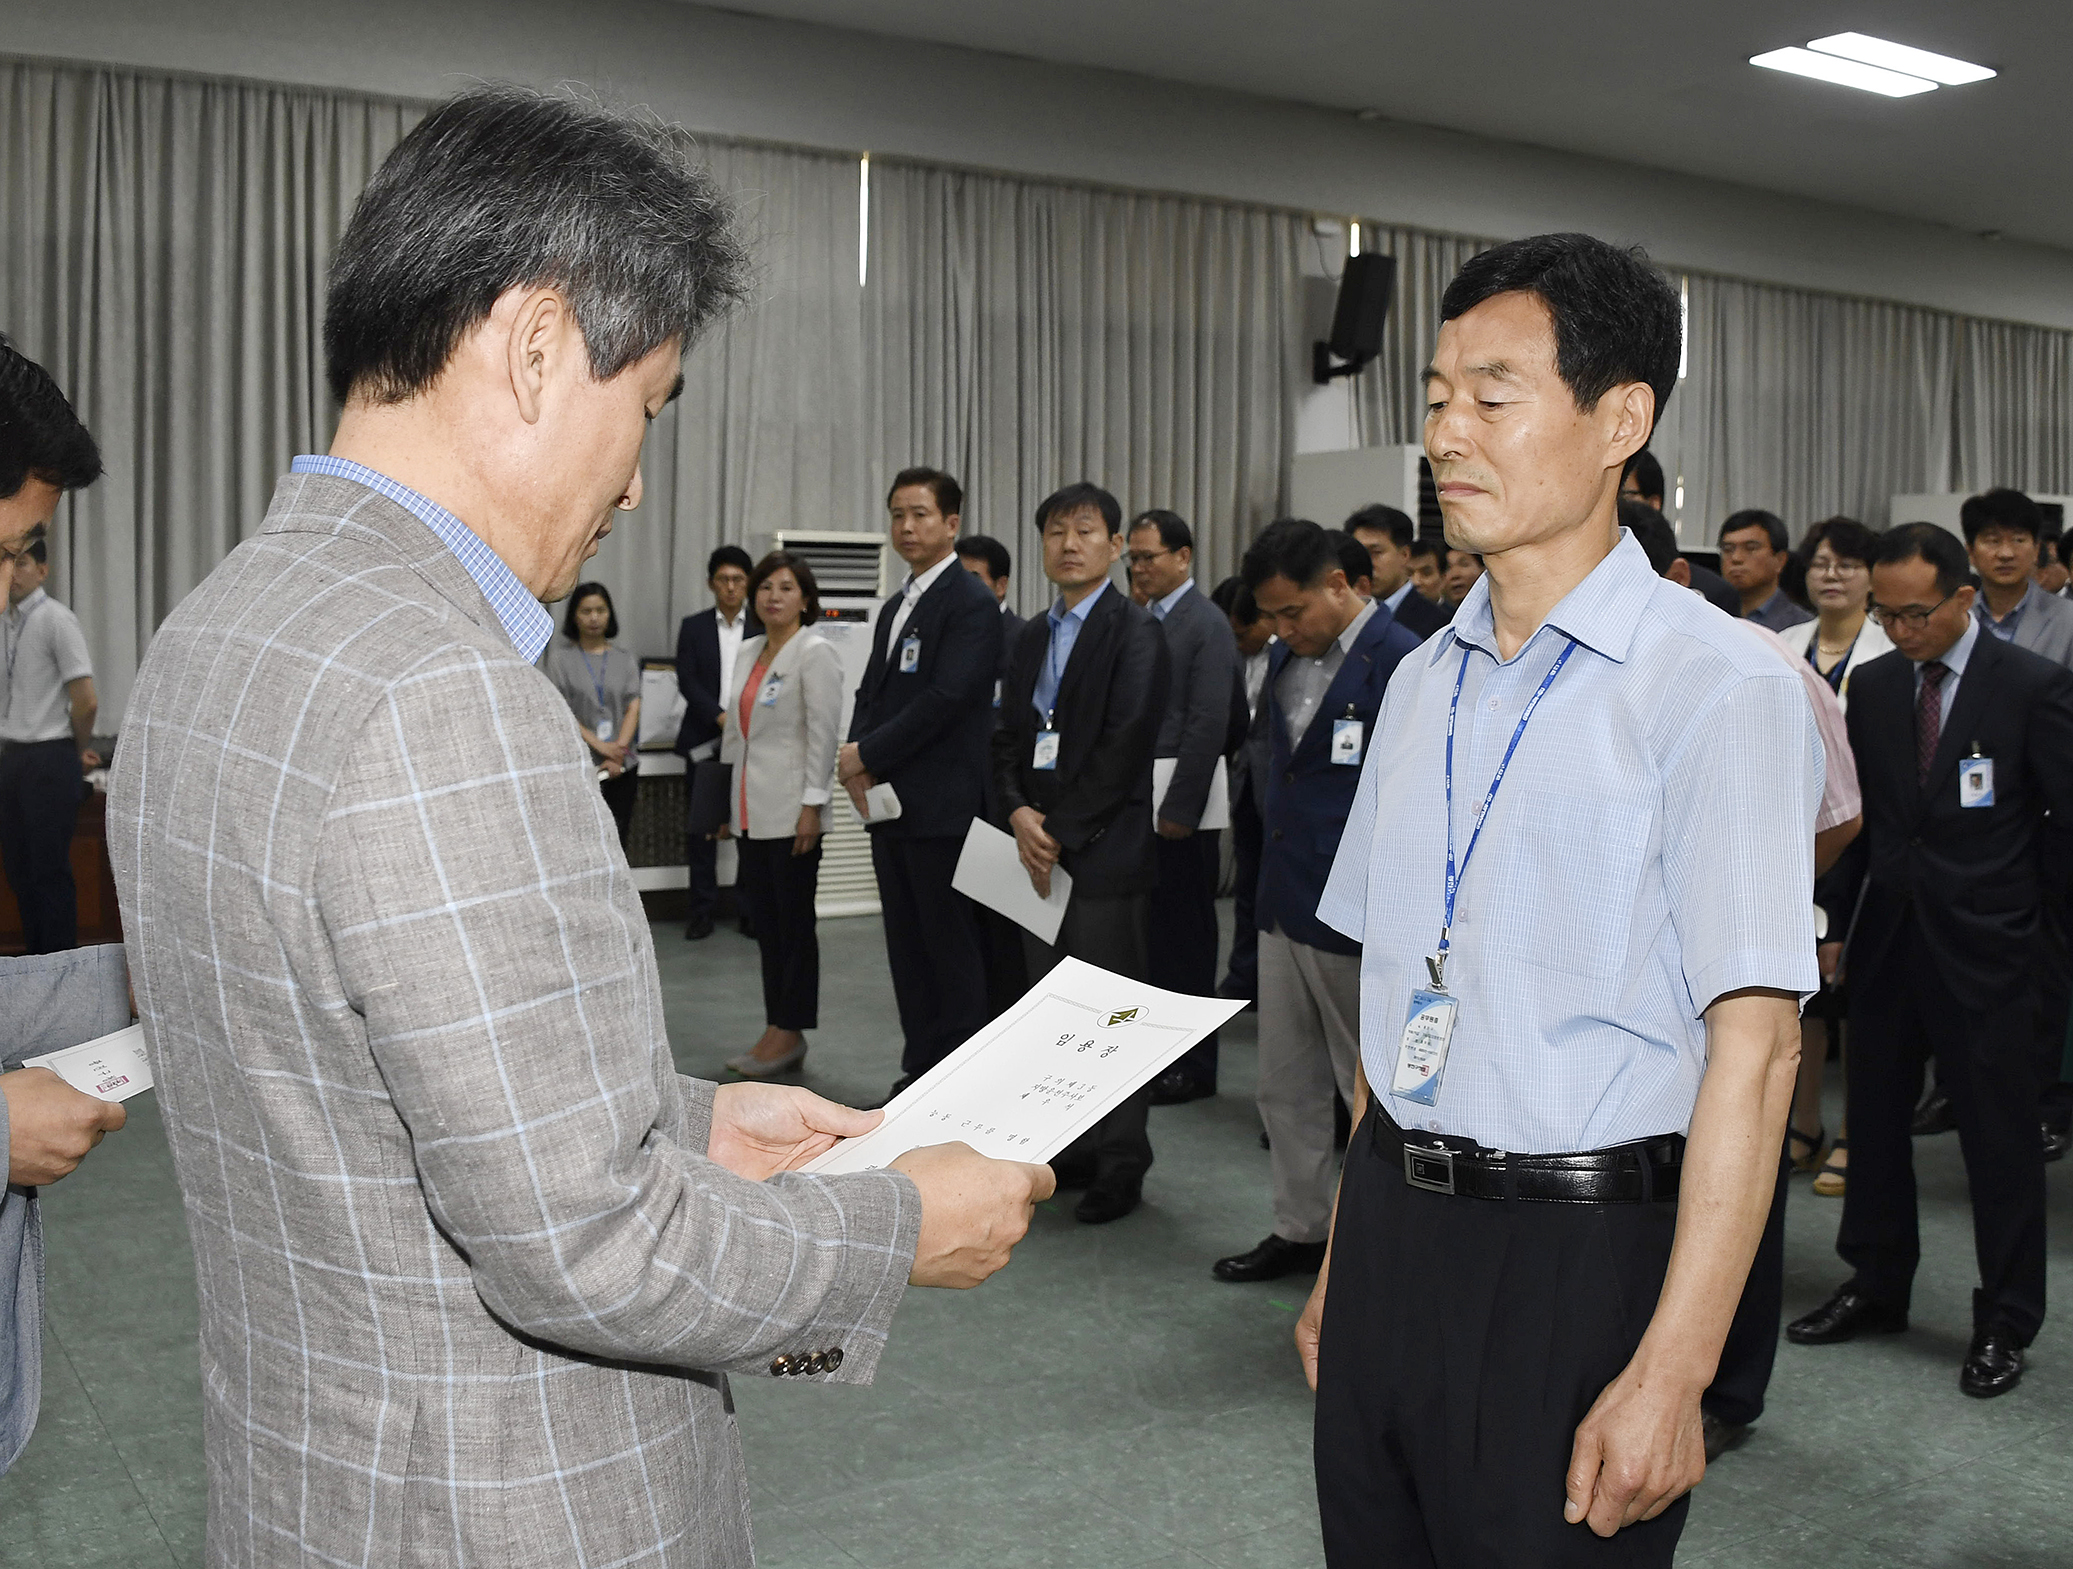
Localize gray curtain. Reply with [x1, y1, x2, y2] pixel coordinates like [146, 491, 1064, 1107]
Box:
[868, 160, 1305, 607]
[1350, 225, 1501, 449]
[1955, 317, 2073, 501]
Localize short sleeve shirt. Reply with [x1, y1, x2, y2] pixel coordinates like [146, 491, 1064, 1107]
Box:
[1318, 531, 1822, 1153]
[541, 639, 643, 747]
[1, 588, 93, 743]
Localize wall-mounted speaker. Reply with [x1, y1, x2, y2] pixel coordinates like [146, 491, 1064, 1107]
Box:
[1313, 252, 1395, 384]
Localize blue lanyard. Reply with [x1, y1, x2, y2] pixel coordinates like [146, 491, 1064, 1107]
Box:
[579, 648, 612, 725]
[1434, 635, 1579, 987]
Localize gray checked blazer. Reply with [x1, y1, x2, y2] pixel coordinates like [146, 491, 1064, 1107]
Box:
[107, 472, 921, 1569]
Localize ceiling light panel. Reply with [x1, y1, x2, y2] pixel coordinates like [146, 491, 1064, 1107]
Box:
[1806, 33, 1995, 86]
[1750, 47, 1937, 98]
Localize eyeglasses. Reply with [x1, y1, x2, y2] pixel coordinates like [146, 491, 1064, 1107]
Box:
[1869, 590, 1957, 630]
[1127, 548, 1176, 566]
[1807, 557, 1868, 578]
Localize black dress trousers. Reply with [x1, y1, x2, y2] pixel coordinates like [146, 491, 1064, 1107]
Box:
[736, 835, 823, 1031]
[0, 739, 85, 954]
[1316, 1107, 1686, 1569]
[872, 834, 991, 1079]
[1148, 828, 1222, 1088]
[1838, 912, 2047, 1342]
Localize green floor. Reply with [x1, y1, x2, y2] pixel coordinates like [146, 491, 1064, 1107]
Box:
[4, 905, 2070, 1567]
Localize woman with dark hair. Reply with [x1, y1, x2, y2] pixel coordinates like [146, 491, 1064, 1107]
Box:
[542, 582, 643, 845]
[1777, 517, 1891, 704]
[719, 551, 844, 1077]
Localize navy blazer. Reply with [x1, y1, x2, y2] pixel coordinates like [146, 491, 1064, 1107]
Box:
[994, 584, 1171, 899]
[1256, 606, 1422, 954]
[848, 560, 1000, 839]
[671, 605, 761, 756]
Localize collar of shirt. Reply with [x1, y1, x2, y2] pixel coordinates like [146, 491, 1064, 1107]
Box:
[903, 551, 958, 602]
[1917, 612, 1980, 681]
[290, 455, 553, 662]
[6, 587, 47, 624]
[1048, 578, 1110, 630]
[1383, 580, 1413, 614]
[717, 608, 747, 633]
[1978, 582, 2036, 638]
[1152, 578, 1195, 620]
[1436, 530, 1653, 670]
[1333, 596, 1379, 657]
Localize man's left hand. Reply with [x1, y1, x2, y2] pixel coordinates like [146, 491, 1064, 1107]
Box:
[837, 742, 867, 782]
[1563, 1358, 1707, 1537]
[1156, 816, 1193, 840]
[708, 1082, 884, 1180]
[80, 748, 103, 770]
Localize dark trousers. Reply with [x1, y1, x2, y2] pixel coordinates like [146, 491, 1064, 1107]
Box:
[1317, 1106, 1686, 1568]
[600, 769, 638, 848]
[978, 905, 1030, 1021]
[1221, 785, 1262, 1000]
[686, 826, 717, 926]
[2036, 898, 2072, 1131]
[0, 740, 83, 954]
[1149, 828, 1222, 1088]
[1023, 893, 1155, 1191]
[872, 833, 990, 1079]
[736, 835, 822, 1030]
[1839, 915, 2047, 1342]
[1703, 1145, 1791, 1427]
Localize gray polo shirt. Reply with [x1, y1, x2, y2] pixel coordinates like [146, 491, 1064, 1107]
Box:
[540, 638, 643, 747]
[1, 588, 92, 744]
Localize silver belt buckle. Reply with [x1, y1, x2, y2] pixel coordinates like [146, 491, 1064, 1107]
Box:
[1403, 1143, 1456, 1195]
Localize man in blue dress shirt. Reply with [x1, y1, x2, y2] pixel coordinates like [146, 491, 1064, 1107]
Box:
[1298, 234, 1820, 1567]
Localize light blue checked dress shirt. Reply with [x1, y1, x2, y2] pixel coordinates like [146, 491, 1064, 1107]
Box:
[1031, 578, 1111, 722]
[1320, 531, 1822, 1154]
[290, 454, 554, 662]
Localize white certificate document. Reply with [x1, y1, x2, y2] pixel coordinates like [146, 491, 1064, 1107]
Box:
[24, 1023, 154, 1103]
[1152, 757, 1229, 831]
[951, 817, 1071, 945]
[802, 957, 1243, 1174]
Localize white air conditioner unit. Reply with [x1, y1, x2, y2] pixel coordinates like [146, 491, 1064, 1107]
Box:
[774, 530, 893, 918]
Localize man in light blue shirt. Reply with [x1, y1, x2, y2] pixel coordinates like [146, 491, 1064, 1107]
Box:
[1299, 234, 1819, 1569]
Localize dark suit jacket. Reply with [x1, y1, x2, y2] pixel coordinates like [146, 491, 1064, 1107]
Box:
[998, 607, 1026, 679]
[1151, 585, 1242, 829]
[1687, 562, 1742, 618]
[1257, 606, 1422, 955]
[1388, 587, 1450, 641]
[1841, 634, 2073, 1008]
[671, 606, 761, 756]
[848, 561, 999, 839]
[994, 584, 1171, 899]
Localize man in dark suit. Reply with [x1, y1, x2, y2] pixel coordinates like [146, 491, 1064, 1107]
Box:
[1127, 510, 1242, 1105]
[956, 533, 1030, 1015]
[1212, 518, 1420, 1283]
[996, 482, 1171, 1223]
[1346, 504, 1450, 641]
[838, 468, 998, 1097]
[672, 545, 759, 939]
[1789, 523, 2073, 1399]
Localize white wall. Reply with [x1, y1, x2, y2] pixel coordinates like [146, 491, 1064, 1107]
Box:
[9, 0, 2073, 331]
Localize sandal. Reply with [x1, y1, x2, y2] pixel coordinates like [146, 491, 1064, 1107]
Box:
[1789, 1123, 1826, 1174]
[1812, 1138, 1848, 1197]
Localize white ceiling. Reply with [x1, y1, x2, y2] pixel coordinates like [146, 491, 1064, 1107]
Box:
[698, 1, 2071, 250]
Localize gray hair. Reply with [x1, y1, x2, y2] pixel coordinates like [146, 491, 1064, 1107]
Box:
[323, 85, 749, 404]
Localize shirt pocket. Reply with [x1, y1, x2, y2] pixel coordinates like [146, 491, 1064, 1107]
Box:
[1483, 786, 1655, 979]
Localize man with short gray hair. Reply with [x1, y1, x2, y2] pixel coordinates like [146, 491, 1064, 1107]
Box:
[110, 87, 1051, 1568]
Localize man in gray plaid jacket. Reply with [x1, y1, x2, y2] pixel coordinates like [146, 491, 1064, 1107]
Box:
[108, 88, 1051, 1568]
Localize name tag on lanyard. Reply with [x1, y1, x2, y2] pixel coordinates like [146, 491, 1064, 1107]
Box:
[1392, 986, 1457, 1105]
[899, 634, 921, 673]
[1033, 727, 1061, 771]
[1960, 753, 1994, 808]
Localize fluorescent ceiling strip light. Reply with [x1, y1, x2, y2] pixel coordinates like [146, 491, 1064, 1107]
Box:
[1749, 47, 1936, 98]
[1807, 32, 1995, 86]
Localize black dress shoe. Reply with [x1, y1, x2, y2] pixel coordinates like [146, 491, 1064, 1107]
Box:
[1960, 1330, 2024, 1398]
[1912, 1085, 1956, 1136]
[1049, 1156, 1098, 1190]
[684, 915, 715, 941]
[1212, 1234, 1327, 1283]
[1786, 1287, 1909, 1345]
[2044, 1122, 2071, 1164]
[1148, 1068, 1215, 1106]
[1074, 1181, 1142, 1225]
[1701, 1412, 1751, 1463]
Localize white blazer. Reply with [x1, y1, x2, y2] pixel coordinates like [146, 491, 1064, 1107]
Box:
[1773, 616, 1894, 711]
[720, 629, 844, 838]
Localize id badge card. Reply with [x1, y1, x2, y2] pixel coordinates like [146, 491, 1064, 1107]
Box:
[899, 634, 921, 673]
[1959, 756, 1995, 808]
[758, 676, 783, 708]
[1391, 988, 1457, 1106]
[1032, 728, 1061, 771]
[1330, 717, 1364, 766]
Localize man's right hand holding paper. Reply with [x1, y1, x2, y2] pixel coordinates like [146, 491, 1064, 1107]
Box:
[1008, 806, 1061, 898]
[890, 1141, 1055, 1288]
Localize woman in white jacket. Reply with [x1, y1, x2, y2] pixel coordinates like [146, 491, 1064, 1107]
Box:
[719, 551, 845, 1077]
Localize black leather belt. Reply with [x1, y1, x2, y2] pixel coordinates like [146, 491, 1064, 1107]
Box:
[1374, 1109, 1682, 1203]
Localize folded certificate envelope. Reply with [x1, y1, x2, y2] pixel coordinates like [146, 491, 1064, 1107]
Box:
[803, 957, 1243, 1174]
[24, 1023, 154, 1103]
